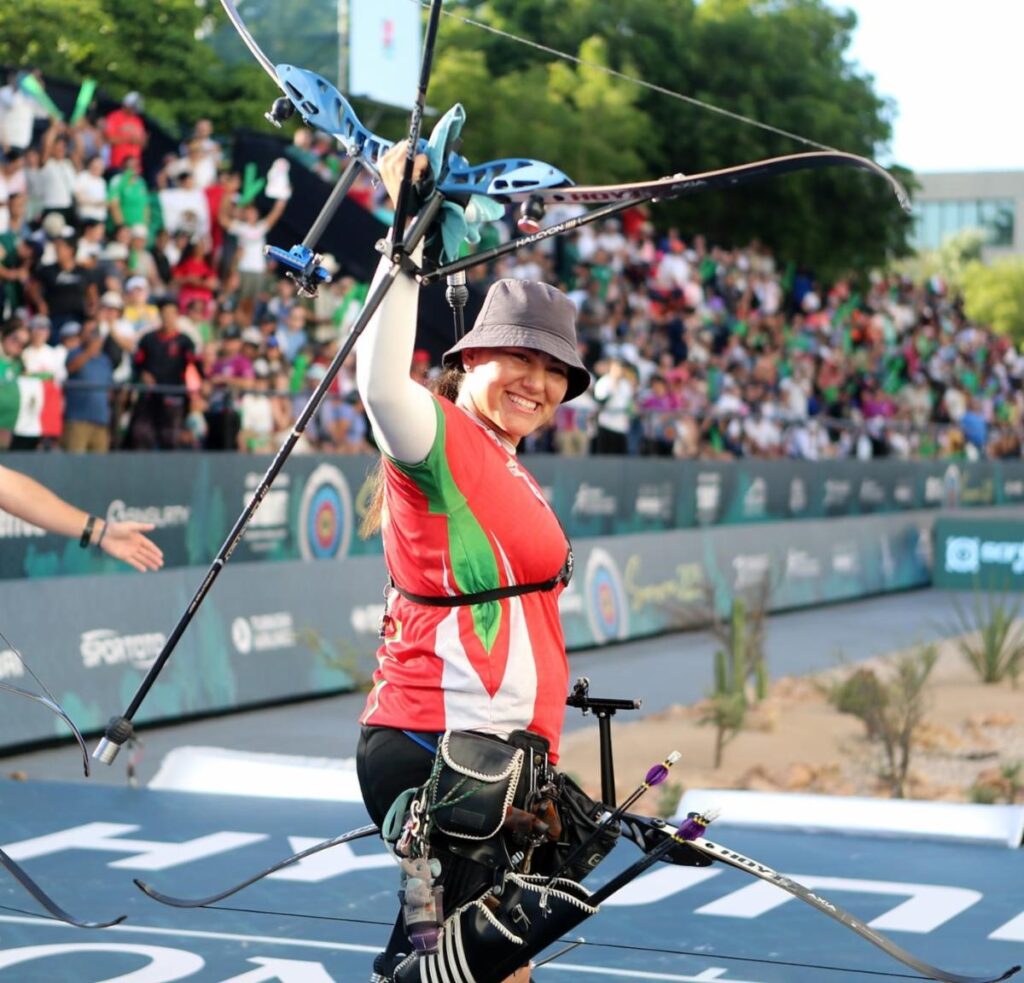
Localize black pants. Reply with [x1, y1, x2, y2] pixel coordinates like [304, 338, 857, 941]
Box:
[356, 726, 494, 963]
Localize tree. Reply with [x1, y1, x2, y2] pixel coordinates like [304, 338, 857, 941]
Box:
[429, 0, 914, 275]
[0, 0, 268, 134]
[962, 258, 1024, 343]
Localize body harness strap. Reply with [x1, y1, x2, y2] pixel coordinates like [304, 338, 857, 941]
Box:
[389, 547, 573, 608]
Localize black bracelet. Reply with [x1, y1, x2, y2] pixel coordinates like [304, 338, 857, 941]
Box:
[96, 520, 108, 548]
[79, 515, 97, 549]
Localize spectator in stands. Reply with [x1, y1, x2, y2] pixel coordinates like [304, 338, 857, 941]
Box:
[205, 326, 254, 450]
[219, 191, 288, 301]
[592, 357, 634, 454]
[172, 238, 218, 316]
[29, 233, 97, 342]
[73, 155, 108, 226]
[21, 313, 66, 383]
[62, 317, 119, 453]
[107, 156, 150, 231]
[122, 275, 159, 338]
[0, 72, 38, 155]
[129, 301, 199, 449]
[104, 92, 147, 170]
[275, 305, 309, 363]
[39, 124, 80, 223]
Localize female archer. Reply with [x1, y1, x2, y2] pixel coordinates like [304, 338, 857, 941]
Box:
[354, 142, 590, 983]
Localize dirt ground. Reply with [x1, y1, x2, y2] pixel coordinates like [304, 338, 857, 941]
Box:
[558, 635, 1024, 813]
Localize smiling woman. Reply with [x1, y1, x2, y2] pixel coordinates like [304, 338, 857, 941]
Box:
[351, 143, 592, 981]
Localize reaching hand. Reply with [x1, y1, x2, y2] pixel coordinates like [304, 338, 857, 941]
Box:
[100, 521, 165, 572]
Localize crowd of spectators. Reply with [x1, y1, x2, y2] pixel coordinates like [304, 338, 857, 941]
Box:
[0, 70, 1021, 462]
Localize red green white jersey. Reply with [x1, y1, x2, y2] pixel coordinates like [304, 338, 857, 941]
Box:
[359, 396, 570, 762]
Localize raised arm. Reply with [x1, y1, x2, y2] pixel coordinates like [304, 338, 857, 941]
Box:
[354, 144, 437, 464]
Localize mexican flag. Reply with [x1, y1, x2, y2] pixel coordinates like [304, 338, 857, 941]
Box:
[0, 377, 64, 438]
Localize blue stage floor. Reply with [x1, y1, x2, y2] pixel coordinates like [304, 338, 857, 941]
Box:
[2, 779, 1022, 982]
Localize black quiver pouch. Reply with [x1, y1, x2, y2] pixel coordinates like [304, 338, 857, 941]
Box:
[533, 771, 620, 882]
[392, 871, 597, 983]
[427, 731, 525, 841]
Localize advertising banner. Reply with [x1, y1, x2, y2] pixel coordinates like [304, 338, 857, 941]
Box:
[3, 454, 1020, 581]
[933, 516, 1024, 591]
[0, 510, 933, 752]
[0, 454, 380, 580]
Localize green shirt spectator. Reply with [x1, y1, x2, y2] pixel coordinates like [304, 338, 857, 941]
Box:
[108, 160, 150, 230]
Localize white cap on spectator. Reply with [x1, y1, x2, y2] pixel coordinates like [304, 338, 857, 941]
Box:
[41, 212, 65, 238]
[101, 243, 129, 261]
[100, 291, 124, 309]
[241, 327, 263, 347]
[125, 275, 149, 292]
[129, 224, 149, 240]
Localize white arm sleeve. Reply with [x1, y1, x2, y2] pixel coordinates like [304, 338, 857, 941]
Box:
[355, 244, 438, 464]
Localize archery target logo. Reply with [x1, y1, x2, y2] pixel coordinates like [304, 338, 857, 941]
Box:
[584, 548, 629, 643]
[298, 464, 352, 561]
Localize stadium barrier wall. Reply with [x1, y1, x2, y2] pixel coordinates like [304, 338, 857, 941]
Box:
[933, 515, 1024, 591]
[0, 508, 937, 751]
[2, 452, 1022, 579]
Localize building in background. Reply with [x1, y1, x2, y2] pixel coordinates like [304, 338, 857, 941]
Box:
[912, 171, 1024, 257]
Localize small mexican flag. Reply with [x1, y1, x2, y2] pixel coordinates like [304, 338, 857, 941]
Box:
[0, 377, 64, 438]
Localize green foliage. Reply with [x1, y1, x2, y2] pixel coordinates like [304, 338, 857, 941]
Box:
[699, 590, 771, 767]
[823, 645, 937, 798]
[429, 0, 912, 274]
[0, 0, 269, 134]
[296, 627, 375, 693]
[950, 589, 1024, 686]
[7, 0, 916, 270]
[969, 762, 1024, 805]
[961, 258, 1024, 343]
[893, 228, 985, 293]
[656, 780, 684, 819]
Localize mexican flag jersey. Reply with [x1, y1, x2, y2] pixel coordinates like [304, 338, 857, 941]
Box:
[360, 396, 570, 762]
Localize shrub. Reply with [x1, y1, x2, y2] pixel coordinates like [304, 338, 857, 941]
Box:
[823, 645, 937, 798]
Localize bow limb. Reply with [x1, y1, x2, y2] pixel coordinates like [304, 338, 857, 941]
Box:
[134, 823, 379, 908]
[0, 848, 126, 929]
[0, 682, 90, 778]
[690, 836, 1019, 983]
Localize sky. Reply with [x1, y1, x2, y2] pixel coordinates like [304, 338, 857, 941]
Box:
[831, 0, 1022, 173]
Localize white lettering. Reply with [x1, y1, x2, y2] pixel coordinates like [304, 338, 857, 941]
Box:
[0, 648, 25, 680]
[81, 630, 167, 671]
[0, 510, 45, 539]
[2, 822, 267, 871]
[990, 910, 1024, 941]
[601, 865, 722, 906]
[0, 943, 203, 983]
[267, 838, 394, 884]
[694, 875, 981, 933]
[107, 500, 191, 529]
[218, 957, 337, 983]
[572, 483, 617, 516]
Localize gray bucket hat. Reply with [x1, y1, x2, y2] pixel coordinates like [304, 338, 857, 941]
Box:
[442, 279, 591, 401]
